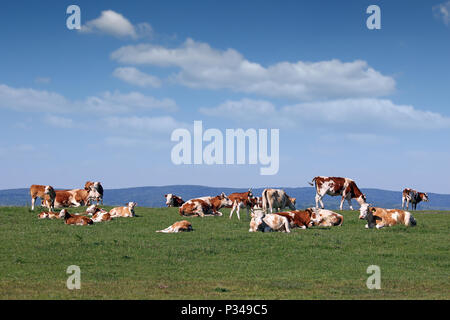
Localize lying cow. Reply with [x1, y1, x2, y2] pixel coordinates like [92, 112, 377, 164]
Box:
[165, 194, 185, 207]
[30, 185, 56, 211]
[63, 209, 93, 226]
[402, 188, 429, 210]
[359, 203, 417, 229]
[85, 181, 104, 205]
[42, 186, 101, 209]
[309, 208, 344, 227]
[179, 193, 232, 217]
[228, 189, 254, 220]
[261, 188, 296, 213]
[249, 209, 291, 233]
[109, 202, 137, 218]
[86, 205, 112, 222]
[156, 220, 193, 233]
[38, 210, 65, 219]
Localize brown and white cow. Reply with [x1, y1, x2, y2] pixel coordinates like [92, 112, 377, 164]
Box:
[42, 186, 100, 209]
[30, 185, 56, 211]
[85, 181, 104, 205]
[308, 176, 367, 210]
[156, 220, 193, 233]
[249, 209, 291, 233]
[228, 189, 255, 220]
[109, 202, 137, 218]
[274, 209, 317, 229]
[308, 208, 344, 227]
[261, 188, 296, 213]
[63, 209, 93, 226]
[359, 203, 416, 229]
[86, 205, 112, 222]
[179, 193, 232, 217]
[402, 188, 429, 210]
[38, 209, 65, 219]
[165, 194, 185, 207]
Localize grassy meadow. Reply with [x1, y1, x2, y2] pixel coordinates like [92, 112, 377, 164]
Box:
[0, 206, 448, 299]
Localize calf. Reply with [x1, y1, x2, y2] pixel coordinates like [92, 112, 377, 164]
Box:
[402, 188, 429, 210]
[359, 203, 416, 229]
[228, 189, 254, 220]
[179, 193, 232, 217]
[63, 209, 93, 226]
[38, 210, 65, 219]
[86, 205, 112, 222]
[261, 188, 296, 213]
[308, 176, 367, 210]
[109, 202, 137, 218]
[165, 194, 185, 207]
[156, 220, 193, 233]
[30, 185, 56, 211]
[249, 209, 291, 233]
[308, 208, 344, 227]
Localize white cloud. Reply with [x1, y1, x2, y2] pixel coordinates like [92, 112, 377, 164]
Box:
[200, 98, 450, 130]
[103, 116, 188, 133]
[433, 1, 450, 25]
[0, 84, 177, 114]
[44, 115, 74, 128]
[80, 10, 152, 39]
[113, 67, 161, 87]
[111, 38, 396, 100]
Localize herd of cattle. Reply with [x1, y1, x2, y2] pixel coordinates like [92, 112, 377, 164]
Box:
[28, 176, 428, 233]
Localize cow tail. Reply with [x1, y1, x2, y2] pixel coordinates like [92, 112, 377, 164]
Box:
[308, 177, 317, 187]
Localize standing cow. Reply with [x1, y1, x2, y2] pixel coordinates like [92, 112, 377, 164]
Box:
[30, 185, 56, 211]
[308, 176, 367, 210]
[261, 188, 296, 213]
[228, 189, 255, 220]
[402, 188, 429, 210]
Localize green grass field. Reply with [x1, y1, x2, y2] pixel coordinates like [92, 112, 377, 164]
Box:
[0, 206, 448, 300]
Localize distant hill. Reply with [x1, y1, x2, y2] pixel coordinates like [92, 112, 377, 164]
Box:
[1, 185, 450, 210]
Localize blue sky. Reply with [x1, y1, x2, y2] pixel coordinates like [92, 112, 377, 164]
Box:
[0, 0, 449, 193]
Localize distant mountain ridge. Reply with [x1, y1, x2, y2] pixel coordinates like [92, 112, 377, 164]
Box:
[1, 185, 450, 210]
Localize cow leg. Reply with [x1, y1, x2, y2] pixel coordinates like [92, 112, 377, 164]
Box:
[31, 196, 36, 210]
[236, 204, 241, 220]
[347, 198, 354, 211]
[229, 202, 236, 219]
[315, 194, 320, 209]
[340, 197, 345, 211]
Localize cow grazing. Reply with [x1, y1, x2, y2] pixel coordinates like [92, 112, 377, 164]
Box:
[359, 203, 416, 229]
[275, 209, 316, 229]
[228, 189, 255, 220]
[261, 188, 296, 213]
[30, 185, 56, 211]
[308, 208, 344, 227]
[156, 220, 193, 233]
[165, 194, 185, 207]
[42, 186, 101, 209]
[109, 202, 137, 218]
[249, 209, 291, 233]
[179, 193, 232, 217]
[402, 188, 429, 210]
[308, 176, 367, 210]
[85, 181, 104, 205]
[63, 209, 93, 226]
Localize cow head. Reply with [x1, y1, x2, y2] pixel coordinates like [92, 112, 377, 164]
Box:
[306, 208, 321, 226]
[218, 193, 233, 208]
[358, 203, 375, 220]
[249, 209, 265, 232]
[44, 185, 55, 196]
[165, 194, 174, 207]
[86, 204, 99, 215]
[61, 209, 71, 220]
[421, 193, 429, 202]
[247, 188, 254, 198]
[85, 181, 94, 191]
[289, 197, 296, 206]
